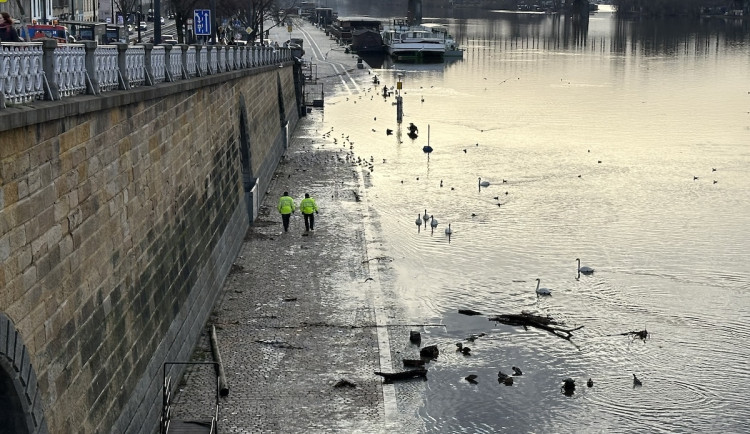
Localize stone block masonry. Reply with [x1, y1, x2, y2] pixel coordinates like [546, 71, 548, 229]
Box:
[0, 62, 300, 432]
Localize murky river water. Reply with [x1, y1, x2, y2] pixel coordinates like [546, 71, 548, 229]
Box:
[296, 5, 750, 432]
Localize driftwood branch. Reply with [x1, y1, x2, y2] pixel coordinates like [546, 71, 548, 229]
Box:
[374, 369, 427, 382]
[488, 312, 583, 340]
[361, 256, 393, 263]
[609, 329, 649, 341]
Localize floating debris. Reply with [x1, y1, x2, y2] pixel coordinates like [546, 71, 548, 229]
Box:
[334, 378, 357, 388]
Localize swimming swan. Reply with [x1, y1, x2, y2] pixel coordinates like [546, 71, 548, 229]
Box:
[535, 278, 552, 296]
[478, 177, 490, 187]
[576, 258, 595, 275]
[422, 209, 430, 225]
[430, 216, 439, 228]
[415, 214, 422, 228]
[445, 223, 452, 235]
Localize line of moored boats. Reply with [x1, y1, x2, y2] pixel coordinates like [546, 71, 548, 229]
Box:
[302, 8, 463, 61]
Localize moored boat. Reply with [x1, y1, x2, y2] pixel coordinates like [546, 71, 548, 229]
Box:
[421, 23, 463, 58]
[351, 28, 385, 53]
[381, 20, 445, 61]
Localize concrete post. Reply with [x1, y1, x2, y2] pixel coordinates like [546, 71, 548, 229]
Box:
[164, 44, 174, 82]
[143, 43, 155, 86]
[115, 42, 130, 90]
[229, 45, 237, 70]
[180, 44, 189, 79]
[83, 40, 100, 95]
[193, 45, 203, 77]
[41, 39, 60, 101]
[205, 45, 214, 74]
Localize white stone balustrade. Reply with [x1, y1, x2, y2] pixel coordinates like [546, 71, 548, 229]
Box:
[165, 46, 182, 81]
[150, 46, 166, 84]
[218, 47, 226, 73]
[198, 47, 208, 76]
[53, 43, 86, 97]
[1, 41, 292, 109]
[124, 45, 146, 87]
[0, 43, 45, 105]
[185, 46, 197, 78]
[95, 45, 119, 92]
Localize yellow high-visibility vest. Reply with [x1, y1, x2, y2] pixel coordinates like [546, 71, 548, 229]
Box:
[278, 196, 295, 214]
[300, 197, 318, 214]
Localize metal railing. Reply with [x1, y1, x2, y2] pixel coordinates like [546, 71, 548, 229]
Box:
[0, 41, 292, 109]
[161, 361, 220, 434]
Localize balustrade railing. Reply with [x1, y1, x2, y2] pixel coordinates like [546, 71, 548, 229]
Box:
[0, 43, 45, 104]
[0, 41, 292, 109]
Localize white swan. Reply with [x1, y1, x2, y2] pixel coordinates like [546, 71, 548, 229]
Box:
[478, 177, 490, 187]
[415, 214, 422, 227]
[576, 258, 595, 275]
[445, 223, 452, 235]
[422, 209, 430, 225]
[430, 215, 439, 228]
[535, 278, 552, 296]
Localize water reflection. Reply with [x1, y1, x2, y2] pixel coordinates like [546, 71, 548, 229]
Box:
[315, 3, 749, 432]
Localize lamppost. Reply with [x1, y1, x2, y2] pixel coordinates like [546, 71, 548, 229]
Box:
[153, 0, 160, 44]
[137, 0, 142, 42]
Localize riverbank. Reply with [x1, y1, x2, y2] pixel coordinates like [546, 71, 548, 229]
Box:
[168, 21, 420, 432]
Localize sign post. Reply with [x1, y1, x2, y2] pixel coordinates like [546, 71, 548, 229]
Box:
[194, 9, 211, 40]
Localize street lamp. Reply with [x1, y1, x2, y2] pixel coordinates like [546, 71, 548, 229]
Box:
[137, 1, 142, 42]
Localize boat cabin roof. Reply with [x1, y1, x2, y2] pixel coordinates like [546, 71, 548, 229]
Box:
[335, 16, 383, 25]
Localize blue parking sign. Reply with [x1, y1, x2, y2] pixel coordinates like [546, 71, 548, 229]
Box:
[194, 9, 211, 36]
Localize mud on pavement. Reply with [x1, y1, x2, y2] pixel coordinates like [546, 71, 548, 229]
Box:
[169, 110, 426, 432]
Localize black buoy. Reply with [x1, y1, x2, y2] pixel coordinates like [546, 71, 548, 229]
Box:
[420, 345, 439, 359]
[422, 145, 433, 153]
[409, 330, 421, 344]
[562, 378, 576, 396]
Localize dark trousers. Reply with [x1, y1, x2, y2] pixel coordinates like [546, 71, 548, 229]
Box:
[281, 213, 291, 232]
[303, 213, 315, 231]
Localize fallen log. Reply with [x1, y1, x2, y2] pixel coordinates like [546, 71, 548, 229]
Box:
[488, 312, 583, 340]
[458, 309, 482, 316]
[375, 369, 428, 382]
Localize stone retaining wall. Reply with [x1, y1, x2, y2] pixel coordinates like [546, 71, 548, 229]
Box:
[0, 62, 299, 432]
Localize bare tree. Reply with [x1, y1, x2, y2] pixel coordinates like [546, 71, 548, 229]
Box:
[167, 0, 203, 43]
[215, 0, 297, 43]
[115, 0, 141, 18]
[161, 0, 295, 44]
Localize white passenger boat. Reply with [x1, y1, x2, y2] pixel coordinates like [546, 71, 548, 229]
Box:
[381, 20, 445, 61]
[421, 23, 463, 58]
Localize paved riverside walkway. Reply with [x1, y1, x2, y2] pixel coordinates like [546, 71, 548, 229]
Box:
[169, 21, 424, 433]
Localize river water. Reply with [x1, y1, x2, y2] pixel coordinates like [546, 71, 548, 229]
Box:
[295, 5, 750, 432]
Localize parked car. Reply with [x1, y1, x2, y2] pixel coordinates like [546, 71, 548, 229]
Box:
[138, 21, 147, 31]
[160, 17, 165, 25]
[162, 34, 177, 44]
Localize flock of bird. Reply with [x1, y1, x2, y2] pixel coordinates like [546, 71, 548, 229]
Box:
[414, 208, 452, 236]
[309, 74, 657, 401]
[453, 335, 643, 391]
[533, 258, 594, 297]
